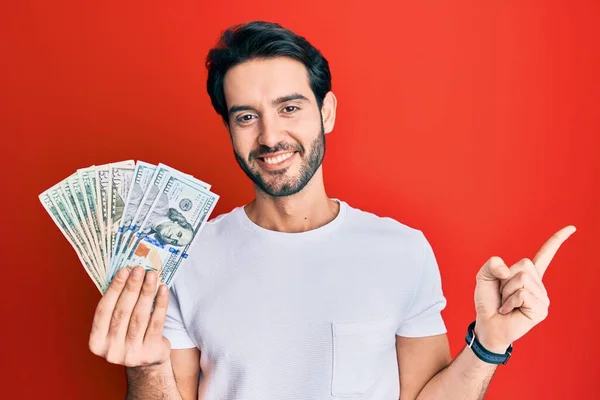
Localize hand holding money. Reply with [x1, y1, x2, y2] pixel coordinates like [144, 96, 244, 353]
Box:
[88, 266, 171, 367]
[39, 160, 219, 293]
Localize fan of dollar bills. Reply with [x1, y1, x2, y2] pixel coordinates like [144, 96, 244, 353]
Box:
[39, 160, 219, 294]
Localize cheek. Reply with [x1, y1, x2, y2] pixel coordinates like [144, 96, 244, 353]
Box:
[292, 111, 322, 138]
[231, 130, 257, 155]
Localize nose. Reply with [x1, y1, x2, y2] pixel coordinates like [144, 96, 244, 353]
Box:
[257, 112, 286, 148]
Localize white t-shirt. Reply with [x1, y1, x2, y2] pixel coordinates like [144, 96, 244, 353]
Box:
[164, 200, 447, 399]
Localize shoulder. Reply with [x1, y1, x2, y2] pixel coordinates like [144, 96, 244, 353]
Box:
[191, 206, 245, 245]
[170, 206, 243, 288]
[342, 201, 427, 247]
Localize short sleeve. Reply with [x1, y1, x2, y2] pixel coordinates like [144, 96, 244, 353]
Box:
[396, 233, 447, 337]
[163, 284, 196, 349]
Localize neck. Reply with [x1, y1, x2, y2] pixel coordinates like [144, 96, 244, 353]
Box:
[244, 169, 339, 233]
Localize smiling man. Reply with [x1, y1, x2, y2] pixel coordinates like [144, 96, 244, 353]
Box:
[88, 21, 575, 400]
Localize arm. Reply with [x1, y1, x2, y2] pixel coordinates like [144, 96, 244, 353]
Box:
[398, 226, 575, 400]
[396, 334, 452, 400]
[416, 345, 498, 400]
[396, 333, 498, 400]
[126, 348, 200, 400]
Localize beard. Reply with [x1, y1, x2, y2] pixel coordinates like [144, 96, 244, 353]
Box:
[234, 121, 326, 198]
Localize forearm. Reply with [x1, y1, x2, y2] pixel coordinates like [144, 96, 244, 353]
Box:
[416, 346, 498, 400]
[126, 360, 182, 400]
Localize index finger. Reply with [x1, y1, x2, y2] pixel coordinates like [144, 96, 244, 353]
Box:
[90, 268, 131, 339]
[532, 225, 576, 278]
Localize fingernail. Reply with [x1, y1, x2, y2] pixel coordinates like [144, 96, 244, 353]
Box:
[117, 268, 129, 279]
[132, 267, 143, 279]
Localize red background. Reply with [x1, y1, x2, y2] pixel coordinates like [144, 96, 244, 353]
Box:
[1, 1, 598, 399]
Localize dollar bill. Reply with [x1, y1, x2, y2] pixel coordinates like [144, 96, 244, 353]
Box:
[121, 173, 219, 287]
[59, 176, 103, 276]
[39, 188, 104, 293]
[95, 165, 111, 271]
[77, 167, 106, 275]
[110, 161, 157, 276]
[108, 162, 134, 274]
[49, 183, 105, 281]
[95, 160, 134, 273]
[67, 172, 103, 275]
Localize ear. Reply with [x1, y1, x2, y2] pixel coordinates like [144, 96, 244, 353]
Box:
[320, 91, 337, 134]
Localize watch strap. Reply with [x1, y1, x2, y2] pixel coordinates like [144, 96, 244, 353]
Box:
[465, 320, 512, 365]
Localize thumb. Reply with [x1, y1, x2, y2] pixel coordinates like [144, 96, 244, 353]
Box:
[475, 257, 510, 317]
[477, 256, 511, 282]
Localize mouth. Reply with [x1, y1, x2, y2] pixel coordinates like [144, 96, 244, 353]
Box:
[256, 151, 298, 170]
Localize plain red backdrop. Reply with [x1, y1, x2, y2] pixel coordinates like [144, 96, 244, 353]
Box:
[1, 1, 598, 399]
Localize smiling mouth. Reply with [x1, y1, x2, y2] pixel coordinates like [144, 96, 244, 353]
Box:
[258, 151, 296, 164]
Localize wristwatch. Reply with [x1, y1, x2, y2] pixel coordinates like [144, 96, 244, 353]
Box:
[465, 321, 512, 365]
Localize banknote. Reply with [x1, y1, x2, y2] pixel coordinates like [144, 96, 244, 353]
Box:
[95, 160, 134, 274]
[49, 183, 104, 281]
[78, 166, 106, 275]
[110, 161, 157, 276]
[108, 163, 134, 275]
[67, 172, 103, 274]
[40, 160, 217, 292]
[95, 165, 111, 271]
[120, 173, 219, 286]
[59, 177, 102, 275]
[39, 188, 104, 292]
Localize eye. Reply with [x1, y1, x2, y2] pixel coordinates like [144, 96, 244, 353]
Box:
[236, 114, 256, 124]
[177, 232, 182, 238]
[282, 105, 299, 113]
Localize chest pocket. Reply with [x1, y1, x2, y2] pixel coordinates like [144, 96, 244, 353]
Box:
[331, 315, 395, 397]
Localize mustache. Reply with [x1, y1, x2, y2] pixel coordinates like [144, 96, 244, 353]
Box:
[248, 142, 304, 161]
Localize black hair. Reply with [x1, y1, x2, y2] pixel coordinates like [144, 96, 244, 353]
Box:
[206, 21, 332, 125]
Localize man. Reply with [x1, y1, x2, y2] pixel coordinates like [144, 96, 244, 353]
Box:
[88, 21, 575, 399]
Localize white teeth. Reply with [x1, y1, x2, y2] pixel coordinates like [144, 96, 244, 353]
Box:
[264, 152, 293, 164]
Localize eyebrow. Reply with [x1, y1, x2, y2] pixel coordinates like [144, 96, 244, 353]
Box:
[228, 93, 310, 117]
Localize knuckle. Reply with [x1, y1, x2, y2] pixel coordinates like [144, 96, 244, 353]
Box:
[109, 309, 128, 331]
[544, 296, 551, 307]
[124, 280, 140, 293]
[88, 337, 104, 356]
[512, 271, 526, 284]
[109, 276, 126, 291]
[127, 314, 143, 338]
[123, 353, 141, 368]
[113, 308, 129, 323]
[489, 256, 504, 266]
[150, 319, 164, 334]
[519, 257, 534, 268]
[94, 304, 107, 318]
[105, 350, 124, 365]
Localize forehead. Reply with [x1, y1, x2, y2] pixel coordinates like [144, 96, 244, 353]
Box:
[223, 57, 313, 106]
